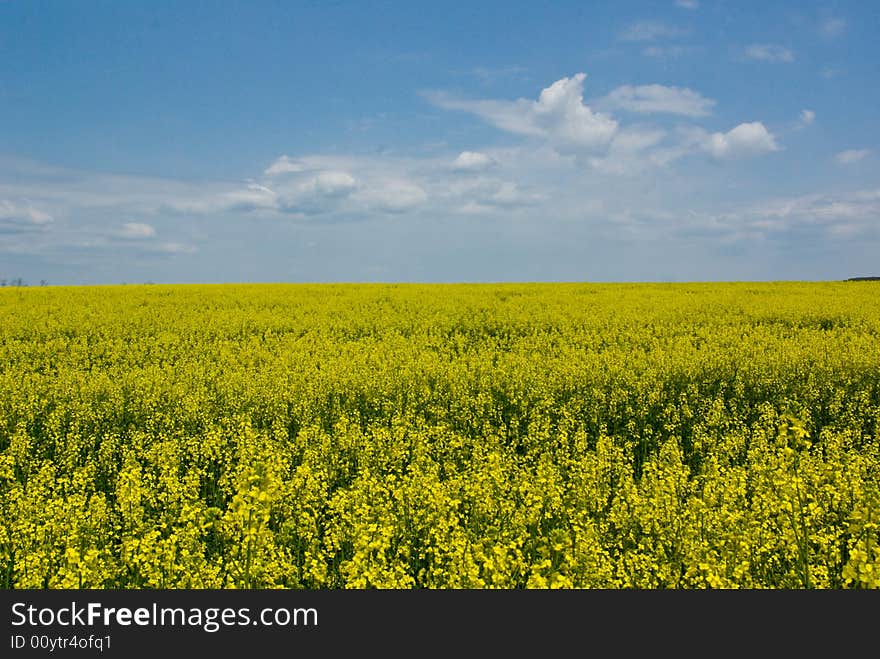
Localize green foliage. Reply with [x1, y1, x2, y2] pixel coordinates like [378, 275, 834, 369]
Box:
[0, 282, 878, 588]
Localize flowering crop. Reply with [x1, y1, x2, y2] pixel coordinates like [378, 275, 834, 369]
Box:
[0, 282, 878, 588]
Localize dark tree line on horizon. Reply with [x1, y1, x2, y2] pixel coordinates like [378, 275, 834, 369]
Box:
[0, 277, 876, 287]
[0, 278, 49, 287]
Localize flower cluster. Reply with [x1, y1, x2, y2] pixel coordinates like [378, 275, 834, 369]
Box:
[0, 282, 877, 588]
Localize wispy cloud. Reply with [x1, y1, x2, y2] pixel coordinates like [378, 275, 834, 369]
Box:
[4, 143, 865, 283]
[657, 188, 880, 245]
[835, 149, 869, 165]
[675, 0, 699, 9]
[0, 199, 53, 230]
[264, 155, 308, 176]
[120, 222, 156, 238]
[470, 65, 529, 83]
[600, 84, 715, 117]
[788, 109, 816, 132]
[642, 45, 696, 58]
[155, 242, 197, 254]
[744, 44, 795, 63]
[619, 21, 689, 42]
[819, 17, 846, 39]
[738, 189, 880, 238]
[586, 127, 679, 175]
[355, 179, 427, 213]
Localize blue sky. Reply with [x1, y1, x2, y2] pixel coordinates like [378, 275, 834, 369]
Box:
[1, 0, 878, 284]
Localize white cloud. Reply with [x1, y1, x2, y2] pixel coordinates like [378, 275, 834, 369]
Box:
[156, 242, 197, 254]
[471, 65, 528, 82]
[532, 75, 619, 149]
[120, 222, 156, 238]
[586, 128, 675, 175]
[313, 171, 358, 196]
[819, 17, 846, 39]
[449, 177, 543, 214]
[659, 187, 880, 245]
[355, 180, 427, 212]
[701, 122, 779, 159]
[835, 149, 870, 165]
[642, 45, 693, 58]
[675, 0, 699, 8]
[7, 141, 878, 284]
[426, 73, 618, 152]
[0, 199, 53, 226]
[799, 109, 815, 127]
[748, 189, 880, 231]
[488, 181, 539, 206]
[247, 183, 274, 195]
[251, 154, 437, 216]
[601, 84, 715, 117]
[619, 21, 689, 42]
[425, 93, 541, 138]
[609, 128, 668, 154]
[168, 183, 277, 214]
[264, 155, 308, 176]
[744, 44, 794, 63]
[452, 151, 497, 172]
[0, 158, 287, 232]
[273, 170, 358, 213]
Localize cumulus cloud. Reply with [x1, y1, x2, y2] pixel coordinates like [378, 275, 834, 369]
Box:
[0, 83, 816, 278]
[700, 122, 779, 159]
[744, 44, 794, 63]
[619, 21, 689, 42]
[600, 84, 715, 117]
[312, 171, 358, 196]
[799, 109, 815, 127]
[835, 149, 870, 165]
[273, 170, 358, 213]
[451, 151, 497, 172]
[120, 222, 156, 238]
[426, 73, 618, 152]
[428, 74, 783, 168]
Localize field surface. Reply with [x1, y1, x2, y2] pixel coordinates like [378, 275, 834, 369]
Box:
[1, 282, 878, 588]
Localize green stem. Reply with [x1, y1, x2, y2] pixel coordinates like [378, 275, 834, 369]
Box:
[792, 460, 811, 589]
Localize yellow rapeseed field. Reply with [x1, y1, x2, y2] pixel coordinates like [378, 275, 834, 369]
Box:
[0, 282, 878, 588]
